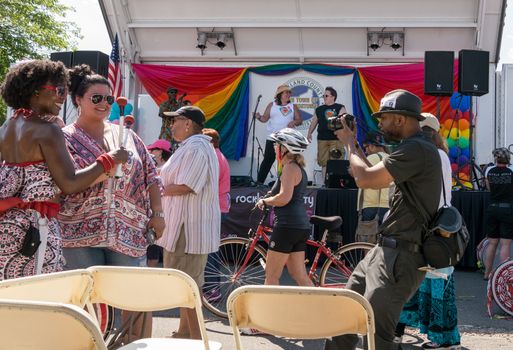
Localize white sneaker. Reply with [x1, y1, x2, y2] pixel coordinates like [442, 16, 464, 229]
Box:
[240, 328, 265, 336]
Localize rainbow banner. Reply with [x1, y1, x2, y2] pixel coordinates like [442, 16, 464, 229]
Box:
[132, 62, 471, 185]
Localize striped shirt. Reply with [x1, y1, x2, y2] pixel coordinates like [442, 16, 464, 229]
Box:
[157, 134, 220, 254]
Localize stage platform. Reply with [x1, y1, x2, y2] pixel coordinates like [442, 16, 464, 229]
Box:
[222, 186, 490, 269]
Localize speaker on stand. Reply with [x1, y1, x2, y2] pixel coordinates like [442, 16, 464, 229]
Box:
[457, 49, 489, 190]
[424, 51, 454, 118]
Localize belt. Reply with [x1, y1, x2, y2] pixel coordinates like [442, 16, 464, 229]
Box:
[490, 203, 511, 208]
[377, 235, 422, 254]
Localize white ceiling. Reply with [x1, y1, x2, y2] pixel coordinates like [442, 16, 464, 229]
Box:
[99, 0, 506, 65]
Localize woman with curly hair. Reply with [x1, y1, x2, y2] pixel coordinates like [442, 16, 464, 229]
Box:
[0, 59, 127, 280]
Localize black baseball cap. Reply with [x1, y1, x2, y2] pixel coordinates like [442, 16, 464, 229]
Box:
[167, 86, 178, 93]
[372, 89, 425, 121]
[164, 106, 206, 126]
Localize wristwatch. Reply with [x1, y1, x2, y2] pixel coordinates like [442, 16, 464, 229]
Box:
[151, 210, 164, 218]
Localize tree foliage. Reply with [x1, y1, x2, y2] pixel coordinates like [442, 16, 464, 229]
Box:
[0, 0, 80, 124]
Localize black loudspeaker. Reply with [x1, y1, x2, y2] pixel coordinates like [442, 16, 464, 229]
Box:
[325, 160, 357, 189]
[458, 50, 489, 96]
[50, 51, 73, 68]
[424, 51, 454, 96]
[50, 51, 109, 78]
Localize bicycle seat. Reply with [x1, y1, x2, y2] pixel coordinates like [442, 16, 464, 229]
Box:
[309, 215, 342, 231]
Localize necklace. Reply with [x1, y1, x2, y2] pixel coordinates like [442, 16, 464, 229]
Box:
[12, 108, 60, 123]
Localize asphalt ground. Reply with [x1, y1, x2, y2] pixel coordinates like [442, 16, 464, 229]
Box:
[151, 269, 513, 350]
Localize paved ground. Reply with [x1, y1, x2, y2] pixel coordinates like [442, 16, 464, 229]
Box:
[151, 269, 513, 349]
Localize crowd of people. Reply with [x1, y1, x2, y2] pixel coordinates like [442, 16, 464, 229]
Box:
[1, 59, 512, 350]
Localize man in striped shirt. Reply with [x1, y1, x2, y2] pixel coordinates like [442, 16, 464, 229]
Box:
[157, 106, 220, 339]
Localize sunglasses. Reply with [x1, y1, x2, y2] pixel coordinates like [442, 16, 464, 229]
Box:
[170, 116, 188, 124]
[90, 94, 115, 105]
[41, 85, 67, 97]
[323, 94, 332, 98]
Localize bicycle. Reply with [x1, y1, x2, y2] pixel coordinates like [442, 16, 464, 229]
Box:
[202, 206, 375, 318]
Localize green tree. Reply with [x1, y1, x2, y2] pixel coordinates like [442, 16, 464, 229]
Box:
[0, 0, 80, 124]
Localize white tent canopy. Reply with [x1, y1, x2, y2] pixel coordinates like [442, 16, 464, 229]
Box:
[99, 0, 506, 65]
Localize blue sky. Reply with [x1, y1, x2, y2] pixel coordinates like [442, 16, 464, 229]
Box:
[62, 0, 513, 67]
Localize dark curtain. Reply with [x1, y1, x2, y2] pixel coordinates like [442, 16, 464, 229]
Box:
[315, 188, 490, 268]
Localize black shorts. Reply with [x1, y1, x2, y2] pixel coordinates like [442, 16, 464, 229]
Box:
[486, 205, 513, 239]
[268, 226, 311, 253]
[147, 244, 163, 261]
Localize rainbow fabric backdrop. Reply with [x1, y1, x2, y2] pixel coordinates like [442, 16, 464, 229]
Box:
[132, 62, 471, 186]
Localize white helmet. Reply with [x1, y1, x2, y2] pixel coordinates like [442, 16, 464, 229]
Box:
[268, 128, 309, 154]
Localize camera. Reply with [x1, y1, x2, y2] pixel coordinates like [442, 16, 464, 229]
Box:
[326, 113, 355, 131]
[146, 228, 157, 245]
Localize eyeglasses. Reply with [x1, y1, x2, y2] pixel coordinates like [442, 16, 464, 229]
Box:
[40, 85, 67, 97]
[90, 94, 115, 105]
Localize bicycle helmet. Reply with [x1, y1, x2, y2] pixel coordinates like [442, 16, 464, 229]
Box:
[492, 147, 511, 164]
[268, 128, 309, 154]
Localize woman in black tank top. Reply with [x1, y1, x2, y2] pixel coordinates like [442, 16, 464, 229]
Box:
[255, 128, 313, 286]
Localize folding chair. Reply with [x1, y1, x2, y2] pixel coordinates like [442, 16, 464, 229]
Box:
[227, 285, 376, 350]
[87, 266, 222, 350]
[0, 299, 106, 350]
[0, 269, 93, 307]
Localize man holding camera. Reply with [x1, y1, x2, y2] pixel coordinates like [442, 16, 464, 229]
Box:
[324, 89, 442, 350]
[307, 87, 346, 180]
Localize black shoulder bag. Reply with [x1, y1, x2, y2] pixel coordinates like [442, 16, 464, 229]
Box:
[398, 161, 469, 268]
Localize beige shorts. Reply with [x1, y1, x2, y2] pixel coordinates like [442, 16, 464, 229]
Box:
[163, 228, 208, 288]
[317, 140, 345, 167]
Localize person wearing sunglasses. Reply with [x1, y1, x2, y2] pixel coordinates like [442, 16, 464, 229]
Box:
[58, 64, 164, 340]
[254, 84, 302, 185]
[0, 59, 128, 281]
[306, 86, 347, 183]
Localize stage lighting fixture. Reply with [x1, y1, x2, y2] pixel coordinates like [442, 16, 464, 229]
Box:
[196, 32, 207, 50]
[369, 33, 380, 51]
[216, 33, 227, 49]
[391, 33, 402, 50]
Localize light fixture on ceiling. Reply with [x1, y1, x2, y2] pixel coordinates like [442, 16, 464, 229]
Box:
[391, 33, 403, 50]
[367, 29, 405, 55]
[196, 32, 207, 52]
[369, 33, 380, 51]
[196, 30, 234, 54]
[216, 33, 228, 49]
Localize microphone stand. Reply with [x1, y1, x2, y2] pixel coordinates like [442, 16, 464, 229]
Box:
[249, 95, 262, 181]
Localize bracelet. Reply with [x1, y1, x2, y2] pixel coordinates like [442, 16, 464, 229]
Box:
[96, 153, 115, 172]
[151, 210, 164, 218]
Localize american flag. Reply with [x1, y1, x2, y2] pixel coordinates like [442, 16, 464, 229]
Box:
[108, 33, 122, 97]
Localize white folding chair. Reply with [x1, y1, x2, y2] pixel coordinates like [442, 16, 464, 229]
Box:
[87, 266, 222, 350]
[0, 299, 106, 350]
[0, 269, 93, 307]
[227, 285, 376, 350]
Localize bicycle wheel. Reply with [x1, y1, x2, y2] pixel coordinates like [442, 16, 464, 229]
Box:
[202, 237, 267, 318]
[490, 258, 513, 316]
[319, 242, 374, 288]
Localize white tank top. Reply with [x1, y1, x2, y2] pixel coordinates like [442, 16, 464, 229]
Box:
[267, 102, 295, 134]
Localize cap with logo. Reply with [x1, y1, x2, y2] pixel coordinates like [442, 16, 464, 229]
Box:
[372, 89, 425, 121]
[419, 112, 440, 131]
[163, 106, 206, 126]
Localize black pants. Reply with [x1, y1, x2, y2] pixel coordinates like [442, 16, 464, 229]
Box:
[257, 140, 276, 183]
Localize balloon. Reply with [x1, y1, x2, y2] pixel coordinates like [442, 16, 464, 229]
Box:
[444, 118, 454, 130]
[442, 129, 450, 138]
[451, 163, 459, 173]
[461, 129, 470, 139]
[458, 155, 468, 166]
[449, 128, 459, 139]
[462, 181, 473, 189]
[460, 164, 470, 174]
[458, 137, 469, 148]
[460, 148, 470, 158]
[449, 147, 459, 158]
[447, 138, 457, 149]
[450, 93, 463, 110]
[458, 172, 470, 181]
[109, 102, 121, 121]
[458, 118, 469, 130]
[458, 95, 470, 112]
